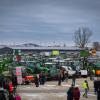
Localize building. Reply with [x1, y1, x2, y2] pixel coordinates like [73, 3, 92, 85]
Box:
[0, 44, 84, 55]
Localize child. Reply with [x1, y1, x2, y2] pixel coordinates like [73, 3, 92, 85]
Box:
[15, 93, 21, 100]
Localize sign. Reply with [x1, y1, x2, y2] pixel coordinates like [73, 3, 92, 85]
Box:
[17, 76, 23, 84]
[52, 50, 59, 56]
[16, 67, 23, 84]
[44, 52, 51, 56]
[80, 50, 89, 57]
[81, 70, 87, 75]
[16, 67, 22, 76]
[95, 70, 100, 75]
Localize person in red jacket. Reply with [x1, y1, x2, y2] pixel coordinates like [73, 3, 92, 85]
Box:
[73, 87, 80, 100]
[9, 82, 14, 94]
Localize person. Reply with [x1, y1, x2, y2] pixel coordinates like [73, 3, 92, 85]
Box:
[89, 71, 93, 81]
[34, 74, 39, 87]
[12, 76, 17, 88]
[12, 76, 17, 94]
[67, 86, 74, 100]
[8, 93, 15, 100]
[64, 71, 68, 83]
[62, 69, 65, 82]
[5, 79, 9, 94]
[97, 87, 100, 100]
[0, 75, 4, 87]
[72, 74, 76, 86]
[0, 92, 6, 100]
[93, 77, 97, 94]
[39, 72, 46, 85]
[8, 82, 14, 94]
[94, 77, 100, 100]
[58, 73, 62, 86]
[15, 93, 21, 100]
[73, 87, 80, 100]
[41, 73, 46, 85]
[39, 72, 42, 85]
[82, 80, 89, 98]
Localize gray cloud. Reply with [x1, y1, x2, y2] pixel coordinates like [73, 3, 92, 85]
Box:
[0, 0, 100, 45]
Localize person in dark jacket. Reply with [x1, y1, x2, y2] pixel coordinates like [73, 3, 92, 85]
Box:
[73, 87, 80, 100]
[64, 71, 68, 83]
[8, 93, 15, 100]
[0, 92, 6, 100]
[39, 72, 46, 85]
[39, 72, 42, 85]
[97, 87, 100, 100]
[41, 73, 46, 85]
[58, 73, 62, 86]
[12, 76, 17, 94]
[72, 74, 76, 86]
[67, 86, 74, 100]
[34, 74, 39, 87]
[94, 78, 100, 100]
[12, 76, 17, 88]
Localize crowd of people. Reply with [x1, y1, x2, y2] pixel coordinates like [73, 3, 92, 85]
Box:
[67, 80, 88, 100]
[66, 78, 100, 100]
[0, 75, 21, 100]
[0, 70, 100, 100]
[56, 69, 100, 100]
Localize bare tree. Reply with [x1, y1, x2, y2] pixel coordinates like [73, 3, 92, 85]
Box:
[93, 42, 100, 50]
[74, 27, 92, 48]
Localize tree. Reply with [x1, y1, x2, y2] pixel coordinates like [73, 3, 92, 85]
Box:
[74, 27, 92, 48]
[93, 42, 100, 50]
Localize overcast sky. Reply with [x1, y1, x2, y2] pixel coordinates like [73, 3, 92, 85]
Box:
[0, 0, 100, 46]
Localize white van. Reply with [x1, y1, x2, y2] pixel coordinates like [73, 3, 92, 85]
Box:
[61, 66, 76, 77]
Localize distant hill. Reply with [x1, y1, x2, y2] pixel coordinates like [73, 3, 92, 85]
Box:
[0, 45, 7, 48]
[0, 43, 41, 48]
[21, 43, 41, 47]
